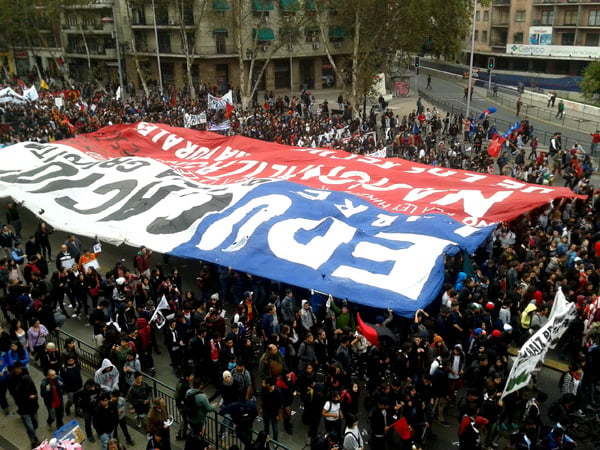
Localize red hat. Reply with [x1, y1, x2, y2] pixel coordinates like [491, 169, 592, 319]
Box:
[492, 329, 502, 338]
[485, 302, 495, 311]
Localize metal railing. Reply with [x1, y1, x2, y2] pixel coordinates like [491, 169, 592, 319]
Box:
[484, 88, 600, 135]
[417, 88, 580, 149]
[1, 310, 291, 450]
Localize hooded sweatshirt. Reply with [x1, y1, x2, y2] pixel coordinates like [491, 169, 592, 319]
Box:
[95, 358, 119, 392]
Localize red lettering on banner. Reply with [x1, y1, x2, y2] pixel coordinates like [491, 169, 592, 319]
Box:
[62, 122, 584, 226]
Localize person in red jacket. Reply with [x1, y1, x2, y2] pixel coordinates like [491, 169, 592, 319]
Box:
[135, 318, 155, 375]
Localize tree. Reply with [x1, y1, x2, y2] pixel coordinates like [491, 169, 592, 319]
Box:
[580, 61, 600, 104]
[175, 0, 208, 99]
[226, 0, 310, 108]
[0, 0, 84, 84]
[311, 0, 470, 117]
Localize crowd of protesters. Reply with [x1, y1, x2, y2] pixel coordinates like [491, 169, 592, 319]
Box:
[0, 77, 600, 450]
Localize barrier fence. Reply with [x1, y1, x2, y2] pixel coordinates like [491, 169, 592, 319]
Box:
[2, 309, 291, 450]
[417, 88, 581, 151]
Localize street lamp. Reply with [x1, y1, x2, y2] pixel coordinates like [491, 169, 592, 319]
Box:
[151, 0, 163, 96]
[102, 5, 124, 103]
[465, 0, 477, 120]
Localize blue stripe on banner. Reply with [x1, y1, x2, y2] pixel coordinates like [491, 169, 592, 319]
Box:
[171, 181, 494, 317]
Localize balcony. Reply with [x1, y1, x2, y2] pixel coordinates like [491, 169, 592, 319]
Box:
[492, 0, 510, 5]
[491, 21, 510, 26]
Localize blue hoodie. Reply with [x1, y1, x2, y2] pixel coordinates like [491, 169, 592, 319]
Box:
[0, 353, 9, 382]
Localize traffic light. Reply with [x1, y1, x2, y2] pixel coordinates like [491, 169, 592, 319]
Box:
[415, 56, 420, 68]
[488, 56, 495, 69]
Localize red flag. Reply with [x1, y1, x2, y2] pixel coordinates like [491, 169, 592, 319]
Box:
[16, 78, 26, 89]
[357, 313, 380, 348]
[487, 134, 506, 158]
[392, 417, 413, 440]
[170, 91, 176, 107]
[225, 102, 234, 119]
[62, 115, 75, 135]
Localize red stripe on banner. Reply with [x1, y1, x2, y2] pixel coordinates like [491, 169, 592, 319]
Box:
[62, 122, 585, 226]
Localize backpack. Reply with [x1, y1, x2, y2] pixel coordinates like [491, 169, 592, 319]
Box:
[183, 391, 199, 417]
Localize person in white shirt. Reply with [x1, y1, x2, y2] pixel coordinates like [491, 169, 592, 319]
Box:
[342, 413, 363, 450]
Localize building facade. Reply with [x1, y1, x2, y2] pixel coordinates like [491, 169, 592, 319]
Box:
[469, 0, 600, 76]
[2, 0, 351, 95]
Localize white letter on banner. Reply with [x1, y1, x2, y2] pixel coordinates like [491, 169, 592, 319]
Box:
[197, 195, 292, 251]
[335, 199, 368, 218]
[432, 190, 512, 218]
[332, 233, 454, 300]
[268, 218, 355, 269]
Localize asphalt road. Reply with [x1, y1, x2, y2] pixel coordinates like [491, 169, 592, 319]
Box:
[0, 200, 574, 450]
[416, 72, 595, 152]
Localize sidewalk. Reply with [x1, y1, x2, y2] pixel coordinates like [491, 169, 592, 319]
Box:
[0, 360, 170, 450]
[485, 88, 600, 136]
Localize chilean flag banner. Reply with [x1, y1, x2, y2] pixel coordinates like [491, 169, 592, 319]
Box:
[0, 123, 582, 317]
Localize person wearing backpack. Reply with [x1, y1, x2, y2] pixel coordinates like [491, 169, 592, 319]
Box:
[560, 364, 583, 397]
[219, 397, 258, 449]
[174, 369, 194, 440]
[342, 413, 363, 450]
[184, 378, 216, 435]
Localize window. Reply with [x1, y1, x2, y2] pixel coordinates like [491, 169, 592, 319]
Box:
[513, 32, 524, 43]
[541, 10, 554, 25]
[561, 32, 575, 45]
[157, 32, 171, 53]
[305, 27, 319, 42]
[474, 30, 479, 41]
[564, 10, 577, 25]
[586, 33, 600, 46]
[481, 30, 488, 43]
[589, 10, 600, 26]
[476, 10, 480, 21]
[214, 30, 227, 54]
[134, 31, 147, 52]
[515, 10, 526, 22]
[483, 10, 489, 21]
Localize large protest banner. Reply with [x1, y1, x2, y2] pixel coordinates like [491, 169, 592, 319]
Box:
[502, 288, 578, 398]
[0, 123, 583, 317]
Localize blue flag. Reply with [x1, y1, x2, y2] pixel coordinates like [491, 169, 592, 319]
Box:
[501, 121, 520, 138]
[413, 120, 419, 134]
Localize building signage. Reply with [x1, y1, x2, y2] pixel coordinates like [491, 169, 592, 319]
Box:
[528, 26, 552, 45]
[507, 43, 600, 58]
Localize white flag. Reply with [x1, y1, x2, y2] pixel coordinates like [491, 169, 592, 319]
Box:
[150, 308, 166, 329]
[23, 85, 39, 102]
[157, 294, 169, 311]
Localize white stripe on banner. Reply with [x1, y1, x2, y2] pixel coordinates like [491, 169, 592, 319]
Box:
[501, 287, 577, 398]
[207, 90, 233, 110]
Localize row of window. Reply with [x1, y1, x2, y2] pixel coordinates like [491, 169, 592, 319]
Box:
[486, 9, 600, 26]
[476, 30, 600, 46]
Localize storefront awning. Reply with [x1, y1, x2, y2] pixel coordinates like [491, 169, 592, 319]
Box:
[252, 0, 274, 11]
[329, 26, 347, 39]
[253, 28, 275, 41]
[280, 0, 300, 11]
[213, 0, 230, 11]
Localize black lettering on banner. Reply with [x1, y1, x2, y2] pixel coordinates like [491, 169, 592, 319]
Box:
[97, 158, 151, 173]
[30, 173, 104, 194]
[146, 193, 233, 235]
[0, 162, 79, 184]
[55, 180, 137, 215]
[101, 181, 183, 222]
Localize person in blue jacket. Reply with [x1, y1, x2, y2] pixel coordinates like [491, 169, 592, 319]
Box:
[7, 341, 29, 371]
[0, 351, 11, 415]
